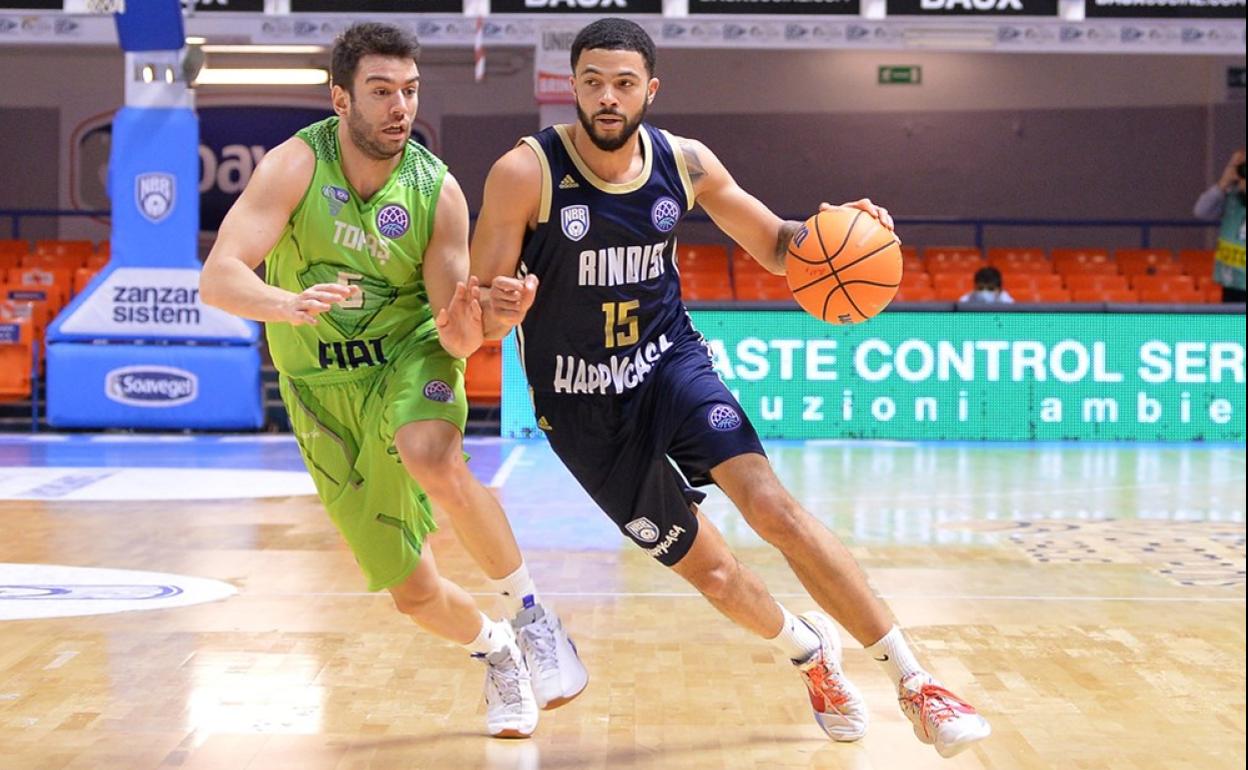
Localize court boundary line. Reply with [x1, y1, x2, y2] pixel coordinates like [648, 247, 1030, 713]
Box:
[254, 590, 1246, 604]
[488, 445, 526, 488]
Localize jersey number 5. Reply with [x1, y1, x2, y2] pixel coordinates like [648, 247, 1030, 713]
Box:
[337, 271, 365, 309]
[602, 300, 639, 349]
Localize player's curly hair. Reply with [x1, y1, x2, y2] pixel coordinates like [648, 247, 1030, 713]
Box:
[331, 23, 420, 95]
[570, 18, 656, 77]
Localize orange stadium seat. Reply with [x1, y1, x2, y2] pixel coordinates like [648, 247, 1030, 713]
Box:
[923, 247, 984, 273]
[0, 239, 29, 271]
[931, 272, 973, 300]
[1064, 273, 1129, 292]
[731, 247, 771, 277]
[9, 267, 71, 313]
[682, 272, 734, 301]
[1010, 286, 1071, 303]
[1137, 287, 1204, 304]
[1052, 248, 1111, 270]
[734, 275, 793, 302]
[1115, 248, 1175, 276]
[988, 247, 1047, 266]
[1179, 249, 1215, 278]
[1130, 274, 1194, 294]
[1001, 272, 1064, 290]
[676, 243, 729, 275]
[0, 302, 34, 401]
[1057, 259, 1119, 276]
[900, 272, 932, 289]
[1071, 287, 1139, 303]
[894, 285, 936, 302]
[0, 286, 53, 342]
[996, 260, 1054, 275]
[464, 339, 502, 406]
[33, 239, 94, 267]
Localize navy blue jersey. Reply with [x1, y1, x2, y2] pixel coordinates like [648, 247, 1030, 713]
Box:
[516, 123, 701, 398]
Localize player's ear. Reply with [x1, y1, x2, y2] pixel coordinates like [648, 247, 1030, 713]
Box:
[330, 83, 350, 117]
[646, 77, 659, 105]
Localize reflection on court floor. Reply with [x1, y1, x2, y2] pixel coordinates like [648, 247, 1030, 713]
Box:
[0, 434, 1243, 770]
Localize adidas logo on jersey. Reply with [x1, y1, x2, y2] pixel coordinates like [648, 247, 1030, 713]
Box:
[559, 175, 579, 190]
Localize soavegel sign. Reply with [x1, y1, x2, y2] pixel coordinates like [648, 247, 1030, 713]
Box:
[105, 365, 198, 407]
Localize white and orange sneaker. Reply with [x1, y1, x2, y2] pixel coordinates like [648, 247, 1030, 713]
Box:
[793, 611, 869, 741]
[474, 632, 539, 739]
[897, 672, 991, 758]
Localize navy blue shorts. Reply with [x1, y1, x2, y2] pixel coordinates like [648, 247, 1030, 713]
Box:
[533, 345, 766, 566]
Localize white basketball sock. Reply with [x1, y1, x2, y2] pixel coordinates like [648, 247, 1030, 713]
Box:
[464, 613, 510, 656]
[492, 562, 540, 617]
[865, 626, 924, 683]
[768, 605, 822, 663]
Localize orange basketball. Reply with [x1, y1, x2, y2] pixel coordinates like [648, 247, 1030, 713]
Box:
[785, 207, 902, 324]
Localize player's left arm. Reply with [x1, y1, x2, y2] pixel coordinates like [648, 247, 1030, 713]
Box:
[676, 137, 894, 275]
[423, 172, 483, 359]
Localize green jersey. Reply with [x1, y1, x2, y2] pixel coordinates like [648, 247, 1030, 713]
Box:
[265, 117, 448, 383]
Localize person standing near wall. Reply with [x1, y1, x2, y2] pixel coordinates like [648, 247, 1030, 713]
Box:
[1193, 149, 1246, 303]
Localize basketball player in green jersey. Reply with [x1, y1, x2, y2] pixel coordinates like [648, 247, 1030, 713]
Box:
[200, 23, 586, 738]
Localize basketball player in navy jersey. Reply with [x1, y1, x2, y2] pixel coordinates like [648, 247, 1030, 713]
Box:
[471, 18, 990, 758]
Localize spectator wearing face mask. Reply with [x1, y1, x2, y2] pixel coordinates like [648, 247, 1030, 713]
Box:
[959, 266, 1014, 304]
[1193, 148, 1246, 303]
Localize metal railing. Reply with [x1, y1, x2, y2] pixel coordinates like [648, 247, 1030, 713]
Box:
[0, 208, 1220, 248]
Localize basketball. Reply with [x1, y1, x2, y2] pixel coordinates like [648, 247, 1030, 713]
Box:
[785, 207, 902, 324]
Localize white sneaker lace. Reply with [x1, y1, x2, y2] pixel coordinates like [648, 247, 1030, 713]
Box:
[519, 617, 559, 677]
[486, 650, 524, 706]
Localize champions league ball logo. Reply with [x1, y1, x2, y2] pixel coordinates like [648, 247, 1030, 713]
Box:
[135, 172, 175, 224]
[707, 404, 742, 432]
[376, 204, 410, 239]
[423, 380, 454, 404]
[651, 197, 680, 233]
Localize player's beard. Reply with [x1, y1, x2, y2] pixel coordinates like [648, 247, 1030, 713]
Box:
[345, 105, 407, 161]
[576, 101, 647, 152]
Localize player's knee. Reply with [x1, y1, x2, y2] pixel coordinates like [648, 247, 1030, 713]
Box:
[686, 557, 741, 603]
[389, 572, 442, 617]
[397, 438, 464, 489]
[742, 490, 806, 549]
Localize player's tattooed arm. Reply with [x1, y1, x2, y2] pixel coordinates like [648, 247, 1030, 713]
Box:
[772, 221, 803, 272]
[679, 139, 708, 187]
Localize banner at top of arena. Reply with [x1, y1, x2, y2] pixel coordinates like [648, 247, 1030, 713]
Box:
[289, 0, 464, 10]
[690, 0, 861, 13]
[491, 0, 663, 12]
[886, 0, 1060, 14]
[1084, 0, 1245, 19]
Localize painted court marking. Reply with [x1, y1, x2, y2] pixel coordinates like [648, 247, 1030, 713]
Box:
[0, 467, 315, 501]
[0, 564, 237, 621]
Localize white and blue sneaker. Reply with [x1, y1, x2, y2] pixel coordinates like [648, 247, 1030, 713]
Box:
[512, 598, 589, 710]
[473, 628, 538, 739]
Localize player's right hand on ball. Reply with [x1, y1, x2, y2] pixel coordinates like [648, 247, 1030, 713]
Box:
[282, 283, 358, 326]
[489, 274, 539, 327]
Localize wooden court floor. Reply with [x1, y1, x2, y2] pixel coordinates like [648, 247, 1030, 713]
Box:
[0, 439, 1244, 770]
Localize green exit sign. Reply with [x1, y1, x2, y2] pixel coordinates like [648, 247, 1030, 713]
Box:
[879, 66, 922, 85]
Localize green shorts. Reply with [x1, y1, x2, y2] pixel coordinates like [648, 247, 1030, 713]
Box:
[280, 332, 468, 591]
